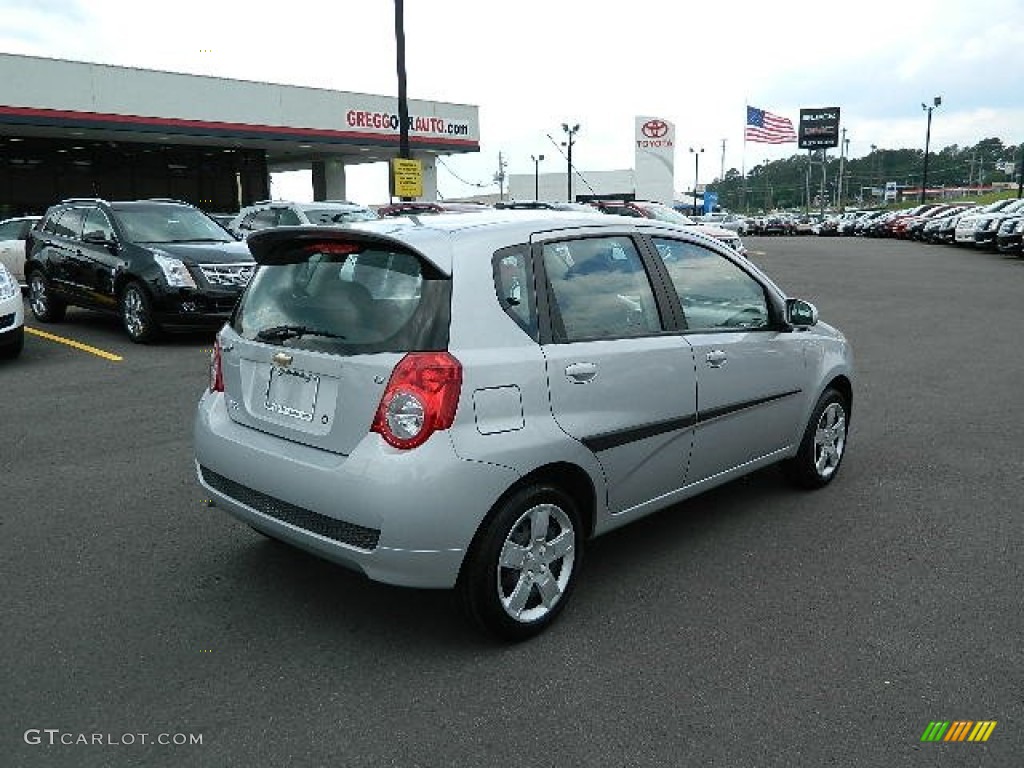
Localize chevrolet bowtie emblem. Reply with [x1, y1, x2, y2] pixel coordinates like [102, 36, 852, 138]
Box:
[272, 352, 293, 367]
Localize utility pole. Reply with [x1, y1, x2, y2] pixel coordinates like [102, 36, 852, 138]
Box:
[720, 139, 726, 186]
[493, 152, 507, 201]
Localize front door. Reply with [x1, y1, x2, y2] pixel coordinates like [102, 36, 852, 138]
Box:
[647, 235, 807, 482]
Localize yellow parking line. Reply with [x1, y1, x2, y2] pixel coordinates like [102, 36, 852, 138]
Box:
[25, 327, 123, 362]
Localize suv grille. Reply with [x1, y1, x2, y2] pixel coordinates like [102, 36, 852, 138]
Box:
[200, 466, 380, 550]
[198, 263, 256, 287]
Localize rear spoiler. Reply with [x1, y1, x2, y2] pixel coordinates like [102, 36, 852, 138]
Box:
[246, 226, 428, 266]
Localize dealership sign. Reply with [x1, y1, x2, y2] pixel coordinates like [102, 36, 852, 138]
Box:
[799, 107, 841, 149]
[635, 116, 675, 205]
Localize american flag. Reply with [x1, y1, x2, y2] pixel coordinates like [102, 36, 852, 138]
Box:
[745, 106, 797, 144]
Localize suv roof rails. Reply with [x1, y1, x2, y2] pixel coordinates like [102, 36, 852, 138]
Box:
[143, 198, 192, 205]
[60, 197, 110, 205]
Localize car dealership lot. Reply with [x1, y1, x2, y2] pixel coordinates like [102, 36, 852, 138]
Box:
[3, 238, 1021, 766]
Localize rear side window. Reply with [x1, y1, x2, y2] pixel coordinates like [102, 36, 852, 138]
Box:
[52, 208, 85, 239]
[493, 244, 536, 339]
[234, 243, 450, 354]
[541, 235, 663, 342]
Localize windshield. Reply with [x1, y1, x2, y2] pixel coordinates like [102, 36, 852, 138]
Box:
[234, 244, 450, 354]
[304, 208, 379, 225]
[640, 204, 696, 226]
[113, 205, 235, 244]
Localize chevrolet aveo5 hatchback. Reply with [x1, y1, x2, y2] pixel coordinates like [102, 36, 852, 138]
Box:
[194, 211, 853, 640]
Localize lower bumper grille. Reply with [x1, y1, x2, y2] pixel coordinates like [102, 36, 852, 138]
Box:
[200, 466, 380, 551]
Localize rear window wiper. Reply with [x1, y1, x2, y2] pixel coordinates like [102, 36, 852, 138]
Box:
[256, 324, 347, 342]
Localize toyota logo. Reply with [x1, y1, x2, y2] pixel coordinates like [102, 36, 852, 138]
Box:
[642, 120, 669, 139]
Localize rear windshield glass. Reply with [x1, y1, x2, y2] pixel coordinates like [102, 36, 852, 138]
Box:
[233, 244, 450, 354]
[304, 208, 379, 225]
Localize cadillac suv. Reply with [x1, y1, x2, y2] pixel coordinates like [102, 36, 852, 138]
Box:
[25, 198, 255, 342]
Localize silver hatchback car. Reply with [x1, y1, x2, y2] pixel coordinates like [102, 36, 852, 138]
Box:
[194, 210, 853, 639]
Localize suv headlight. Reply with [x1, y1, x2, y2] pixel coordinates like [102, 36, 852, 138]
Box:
[0, 264, 18, 301]
[153, 253, 197, 288]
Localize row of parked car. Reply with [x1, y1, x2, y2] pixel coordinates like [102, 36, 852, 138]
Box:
[0, 195, 753, 356]
[815, 199, 1024, 255]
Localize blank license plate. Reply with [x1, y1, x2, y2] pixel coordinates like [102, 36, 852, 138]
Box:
[265, 367, 320, 422]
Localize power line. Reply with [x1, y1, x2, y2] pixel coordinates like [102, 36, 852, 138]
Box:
[545, 134, 596, 195]
[435, 156, 491, 189]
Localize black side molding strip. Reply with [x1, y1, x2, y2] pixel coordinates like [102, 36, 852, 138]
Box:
[581, 414, 698, 452]
[580, 389, 802, 453]
[698, 389, 802, 423]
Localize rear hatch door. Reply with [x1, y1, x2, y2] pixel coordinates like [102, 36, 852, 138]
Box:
[220, 228, 451, 456]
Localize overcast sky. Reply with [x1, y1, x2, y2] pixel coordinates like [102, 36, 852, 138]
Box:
[2, 0, 1022, 203]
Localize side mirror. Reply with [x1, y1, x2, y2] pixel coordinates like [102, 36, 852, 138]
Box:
[786, 298, 818, 327]
[82, 230, 116, 247]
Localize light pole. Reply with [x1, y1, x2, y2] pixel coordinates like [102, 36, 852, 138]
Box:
[531, 154, 544, 200]
[393, 0, 411, 200]
[561, 123, 580, 202]
[920, 96, 941, 204]
[689, 146, 704, 216]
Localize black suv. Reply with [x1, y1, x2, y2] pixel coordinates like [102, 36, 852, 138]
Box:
[25, 198, 255, 342]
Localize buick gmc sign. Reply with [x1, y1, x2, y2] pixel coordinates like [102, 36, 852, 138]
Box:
[799, 107, 841, 149]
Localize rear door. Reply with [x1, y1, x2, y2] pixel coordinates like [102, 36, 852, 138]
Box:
[221, 236, 450, 456]
[534, 229, 697, 515]
[48, 208, 87, 300]
[75, 206, 120, 309]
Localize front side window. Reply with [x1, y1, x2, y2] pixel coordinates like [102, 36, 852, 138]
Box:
[542, 235, 662, 342]
[652, 237, 769, 331]
[234, 244, 449, 354]
[82, 208, 114, 241]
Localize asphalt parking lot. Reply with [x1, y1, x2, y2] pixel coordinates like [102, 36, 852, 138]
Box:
[2, 236, 1021, 767]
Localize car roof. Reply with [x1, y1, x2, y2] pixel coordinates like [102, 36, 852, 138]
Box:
[248, 209, 743, 276]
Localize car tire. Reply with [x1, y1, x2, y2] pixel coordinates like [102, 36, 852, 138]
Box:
[27, 270, 66, 323]
[120, 281, 161, 343]
[0, 327, 24, 359]
[783, 388, 849, 489]
[458, 484, 582, 641]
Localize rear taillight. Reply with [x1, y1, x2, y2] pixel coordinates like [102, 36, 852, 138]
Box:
[371, 352, 462, 450]
[209, 338, 224, 393]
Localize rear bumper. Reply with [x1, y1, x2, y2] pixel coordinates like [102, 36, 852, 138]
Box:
[193, 390, 519, 588]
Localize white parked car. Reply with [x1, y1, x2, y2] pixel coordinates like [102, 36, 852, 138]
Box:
[0, 262, 25, 358]
[953, 199, 1020, 245]
[0, 216, 40, 286]
[228, 200, 378, 239]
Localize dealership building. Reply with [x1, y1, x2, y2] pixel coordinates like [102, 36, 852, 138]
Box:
[0, 53, 480, 217]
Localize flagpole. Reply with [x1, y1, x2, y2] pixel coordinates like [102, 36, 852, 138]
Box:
[741, 102, 748, 214]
